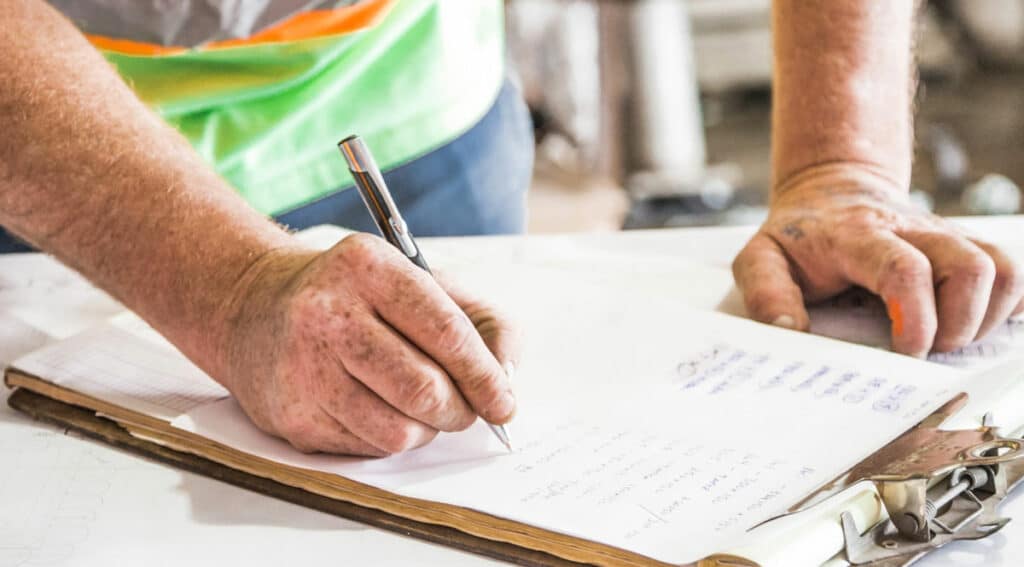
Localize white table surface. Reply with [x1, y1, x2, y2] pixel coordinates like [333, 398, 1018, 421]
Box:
[3, 217, 1024, 567]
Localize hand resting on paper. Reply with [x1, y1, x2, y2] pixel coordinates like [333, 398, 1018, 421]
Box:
[732, 165, 1024, 358]
[213, 233, 520, 456]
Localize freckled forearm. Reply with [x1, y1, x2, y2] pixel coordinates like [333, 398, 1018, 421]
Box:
[0, 0, 300, 379]
[771, 0, 917, 197]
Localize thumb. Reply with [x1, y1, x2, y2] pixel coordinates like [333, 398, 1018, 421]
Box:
[732, 233, 810, 331]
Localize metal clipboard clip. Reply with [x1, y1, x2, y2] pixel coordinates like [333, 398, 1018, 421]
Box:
[790, 393, 1024, 566]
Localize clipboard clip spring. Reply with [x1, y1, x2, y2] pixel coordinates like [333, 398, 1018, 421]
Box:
[834, 399, 1024, 566]
[841, 463, 1009, 566]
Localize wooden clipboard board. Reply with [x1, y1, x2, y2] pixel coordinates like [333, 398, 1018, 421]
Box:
[6, 387, 583, 567]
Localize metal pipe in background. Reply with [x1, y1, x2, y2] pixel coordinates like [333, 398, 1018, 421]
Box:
[626, 0, 708, 199]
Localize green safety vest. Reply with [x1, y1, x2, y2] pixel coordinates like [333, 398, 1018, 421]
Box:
[51, 0, 504, 215]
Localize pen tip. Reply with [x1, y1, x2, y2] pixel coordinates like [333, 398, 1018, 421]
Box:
[490, 423, 514, 453]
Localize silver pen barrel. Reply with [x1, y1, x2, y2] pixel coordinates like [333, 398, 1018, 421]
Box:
[337, 134, 512, 452]
[338, 136, 429, 270]
[338, 135, 395, 243]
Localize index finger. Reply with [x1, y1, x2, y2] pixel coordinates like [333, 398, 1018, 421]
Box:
[357, 253, 515, 425]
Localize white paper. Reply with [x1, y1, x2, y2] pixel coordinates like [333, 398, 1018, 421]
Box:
[0, 387, 499, 567]
[0, 240, 992, 563]
[0, 253, 125, 339]
[0, 254, 127, 374]
[8, 262, 968, 562]
[7, 222, 1024, 567]
[8, 223, 1024, 560]
[12, 324, 228, 421]
[0, 314, 52, 367]
[165, 267, 966, 564]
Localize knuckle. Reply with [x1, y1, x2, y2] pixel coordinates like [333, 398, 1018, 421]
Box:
[459, 368, 498, 400]
[958, 254, 996, 285]
[451, 409, 477, 432]
[435, 311, 475, 356]
[336, 232, 382, 267]
[837, 205, 885, 232]
[880, 251, 931, 288]
[405, 375, 447, 418]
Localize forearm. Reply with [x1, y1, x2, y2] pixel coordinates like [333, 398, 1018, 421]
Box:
[0, 1, 299, 383]
[771, 0, 917, 197]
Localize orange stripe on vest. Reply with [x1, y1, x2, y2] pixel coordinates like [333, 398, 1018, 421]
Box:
[86, 0, 397, 56]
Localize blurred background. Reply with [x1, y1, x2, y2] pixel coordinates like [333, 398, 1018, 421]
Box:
[505, 0, 1024, 233]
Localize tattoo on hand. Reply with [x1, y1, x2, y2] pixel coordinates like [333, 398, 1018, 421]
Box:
[782, 223, 805, 240]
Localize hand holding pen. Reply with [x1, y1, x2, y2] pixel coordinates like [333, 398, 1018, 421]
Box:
[339, 135, 517, 451]
[202, 141, 519, 458]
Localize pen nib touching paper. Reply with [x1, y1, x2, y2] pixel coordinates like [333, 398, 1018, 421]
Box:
[489, 423, 514, 452]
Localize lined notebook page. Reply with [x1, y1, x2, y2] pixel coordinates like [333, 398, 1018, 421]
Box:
[12, 322, 228, 421]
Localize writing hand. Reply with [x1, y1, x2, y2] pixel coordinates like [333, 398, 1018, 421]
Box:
[732, 166, 1024, 357]
[215, 233, 519, 456]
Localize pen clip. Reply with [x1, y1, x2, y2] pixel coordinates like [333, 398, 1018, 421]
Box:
[388, 217, 418, 258]
[338, 134, 431, 274]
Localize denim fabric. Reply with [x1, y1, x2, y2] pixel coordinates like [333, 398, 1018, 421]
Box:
[275, 77, 534, 236]
[0, 77, 534, 253]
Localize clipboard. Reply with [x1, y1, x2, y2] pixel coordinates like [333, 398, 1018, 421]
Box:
[6, 387, 581, 567]
[11, 377, 1024, 567]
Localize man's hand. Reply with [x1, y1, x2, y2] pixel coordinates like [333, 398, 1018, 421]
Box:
[0, 3, 518, 457]
[215, 233, 519, 456]
[733, 166, 1024, 358]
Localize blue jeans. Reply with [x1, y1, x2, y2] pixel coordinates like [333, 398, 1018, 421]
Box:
[0, 78, 533, 252]
[276, 78, 534, 236]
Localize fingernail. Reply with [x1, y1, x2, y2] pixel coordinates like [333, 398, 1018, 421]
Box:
[503, 361, 516, 384]
[772, 315, 796, 329]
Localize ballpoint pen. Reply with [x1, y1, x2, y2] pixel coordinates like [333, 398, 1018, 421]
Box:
[337, 134, 514, 452]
